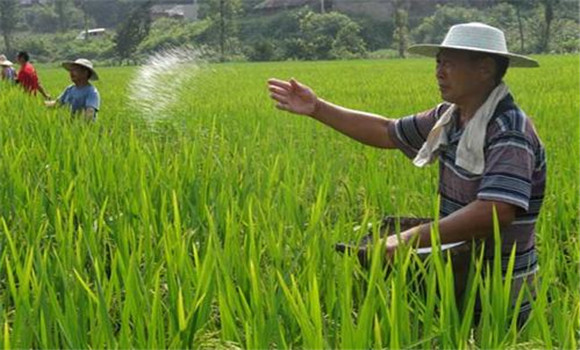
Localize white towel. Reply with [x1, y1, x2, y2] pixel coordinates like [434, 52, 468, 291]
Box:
[413, 83, 509, 175]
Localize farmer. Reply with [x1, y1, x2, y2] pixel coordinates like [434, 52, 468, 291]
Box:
[15, 51, 51, 99]
[0, 55, 16, 82]
[267, 23, 545, 324]
[45, 58, 100, 121]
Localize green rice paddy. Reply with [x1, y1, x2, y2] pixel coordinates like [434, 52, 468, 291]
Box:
[0, 55, 577, 349]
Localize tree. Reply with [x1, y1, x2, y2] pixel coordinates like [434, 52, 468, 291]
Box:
[318, 0, 333, 13]
[0, 0, 18, 57]
[499, 0, 536, 53]
[114, 0, 154, 64]
[72, 0, 91, 41]
[55, 0, 70, 32]
[292, 11, 366, 60]
[391, 0, 409, 58]
[205, 0, 242, 61]
[412, 5, 484, 45]
[83, 0, 133, 29]
[538, 0, 559, 52]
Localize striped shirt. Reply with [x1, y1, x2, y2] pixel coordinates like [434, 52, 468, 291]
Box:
[388, 94, 546, 315]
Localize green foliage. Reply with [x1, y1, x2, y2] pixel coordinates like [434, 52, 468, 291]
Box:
[82, 0, 133, 29]
[484, 1, 578, 54]
[245, 38, 279, 62]
[330, 20, 368, 60]
[288, 11, 367, 60]
[9, 31, 116, 64]
[536, 0, 559, 52]
[411, 5, 485, 45]
[202, 0, 242, 61]
[238, 8, 305, 61]
[525, 4, 578, 54]
[18, 2, 87, 34]
[2, 0, 578, 63]
[54, 0, 69, 32]
[367, 48, 400, 59]
[62, 38, 116, 62]
[392, 8, 409, 58]
[0, 0, 19, 55]
[485, 3, 526, 53]
[113, 1, 154, 63]
[22, 5, 60, 33]
[355, 16, 394, 52]
[240, 0, 263, 13]
[17, 37, 52, 61]
[139, 18, 211, 55]
[239, 7, 305, 42]
[391, 0, 410, 58]
[547, 19, 580, 53]
[240, 9, 368, 61]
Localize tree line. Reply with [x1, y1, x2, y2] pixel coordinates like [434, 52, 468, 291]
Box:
[0, 0, 577, 64]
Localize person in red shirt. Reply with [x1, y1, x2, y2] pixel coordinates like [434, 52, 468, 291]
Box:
[15, 51, 50, 99]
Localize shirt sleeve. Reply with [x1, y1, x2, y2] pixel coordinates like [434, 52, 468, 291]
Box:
[86, 88, 100, 111]
[477, 130, 535, 211]
[387, 103, 449, 159]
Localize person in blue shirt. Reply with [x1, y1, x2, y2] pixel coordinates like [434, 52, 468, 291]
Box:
[45, 58, 100, 121]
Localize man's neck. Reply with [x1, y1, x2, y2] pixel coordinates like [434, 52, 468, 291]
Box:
[75, 81, 90, 87]
[456, 85, 497, 128]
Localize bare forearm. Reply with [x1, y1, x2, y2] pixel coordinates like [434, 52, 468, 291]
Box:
[402, 200, 517, 248]
[310, 99, 397, 149]
[38, 84, 50, 99]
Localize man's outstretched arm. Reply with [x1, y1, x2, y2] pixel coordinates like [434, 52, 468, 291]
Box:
[268, 78, 398, 149]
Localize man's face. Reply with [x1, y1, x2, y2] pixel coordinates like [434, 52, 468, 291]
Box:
[16, 55, 25, 65]
[69, 65, 90, 85]
[435, 49, 489, 104]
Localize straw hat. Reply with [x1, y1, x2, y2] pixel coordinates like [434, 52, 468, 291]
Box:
[62, 58, 99, 81]
[408, 22, 539, 68]
[0, 55, 13, 66]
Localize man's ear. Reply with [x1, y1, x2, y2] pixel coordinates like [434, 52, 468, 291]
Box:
[479, 56, 496, 82]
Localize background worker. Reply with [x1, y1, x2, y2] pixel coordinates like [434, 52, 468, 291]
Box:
[45, 58, 100, 121]
[0, 55, 16, 82]
[15, 51, 50, 99]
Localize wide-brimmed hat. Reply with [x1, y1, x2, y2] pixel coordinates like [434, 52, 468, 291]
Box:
[62, 58, 99, 81]
[408, 22, 539, 68]
[0, 55, 13, 66]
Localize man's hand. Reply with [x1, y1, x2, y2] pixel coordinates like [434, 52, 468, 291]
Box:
[84, 108, 96, 121]
[267, 78, 319, 116]
[384, 234, 400, 260]
[38, 85, 51, 100]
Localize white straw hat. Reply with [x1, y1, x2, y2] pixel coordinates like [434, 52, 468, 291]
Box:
[408, 22, 539, 68]
[62, 58, 99, 81]
[0, 54, 13, 66]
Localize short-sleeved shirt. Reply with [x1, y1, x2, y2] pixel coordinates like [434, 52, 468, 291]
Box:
[2, 67, 16, 82]
[388, 94, 546, 313]
[58, 84, 100, 120]
[17, 62, 40, 94]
